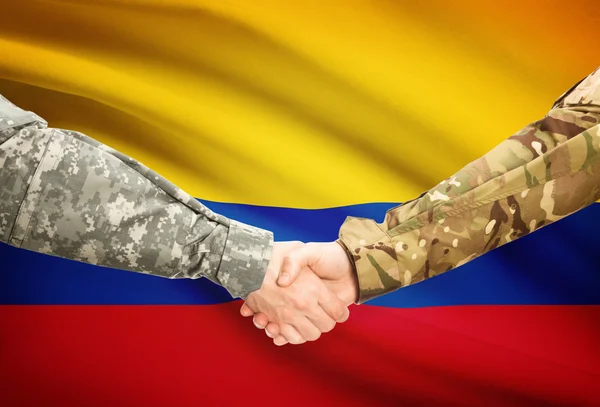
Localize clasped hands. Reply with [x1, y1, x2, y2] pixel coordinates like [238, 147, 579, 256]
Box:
[240, 241, 359, 346]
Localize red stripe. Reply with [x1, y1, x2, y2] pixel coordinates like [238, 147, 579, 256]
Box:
[1, 304, 599, 407]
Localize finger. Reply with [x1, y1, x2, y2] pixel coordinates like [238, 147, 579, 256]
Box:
[240, 303, 255, 317]
[319, 286, 350, 323]
[278, 246, 318, 287]
[306, 308, 336, 334]
[273, 335, 288, 346]
[280, 324, 307, 345]
[253, 314, 267, 329]
[291, 317, 322, 342]
[265, 322, 280, 338]
[253, 313, 269, 329]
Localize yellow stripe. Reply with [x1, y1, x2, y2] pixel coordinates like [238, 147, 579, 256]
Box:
[0, 1, 597, 207]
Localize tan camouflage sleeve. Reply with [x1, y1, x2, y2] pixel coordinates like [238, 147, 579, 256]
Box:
[339, 67, 600, 303]
[0, 94, 272, 299]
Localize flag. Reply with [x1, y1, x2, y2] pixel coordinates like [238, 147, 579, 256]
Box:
[1, 1, 598, 406]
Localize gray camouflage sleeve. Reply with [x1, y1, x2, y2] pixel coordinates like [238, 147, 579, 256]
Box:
[0, 94, 272, 299]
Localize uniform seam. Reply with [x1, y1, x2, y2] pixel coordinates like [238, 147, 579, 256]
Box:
[17, 130, 62, 246]
[213, 223, 232, 283]
[8, 129, 57, 246]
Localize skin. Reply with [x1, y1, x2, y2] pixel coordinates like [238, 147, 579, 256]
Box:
[241, 241, 358, 346]
[242, 241, 353, 345]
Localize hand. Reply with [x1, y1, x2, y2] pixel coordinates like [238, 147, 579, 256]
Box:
[241, 241, 359, 345]
[241, 241, 350, 344]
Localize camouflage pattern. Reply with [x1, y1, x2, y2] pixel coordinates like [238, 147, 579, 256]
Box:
[0, 95, 273, 299]
[339, 67, 600, 303]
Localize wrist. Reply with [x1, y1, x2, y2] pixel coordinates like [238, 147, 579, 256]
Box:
[333, 241, 359, 304]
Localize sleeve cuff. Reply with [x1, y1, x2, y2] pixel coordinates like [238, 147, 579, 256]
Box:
[338, 216, 403, 304]
[216, 220, 273, 299]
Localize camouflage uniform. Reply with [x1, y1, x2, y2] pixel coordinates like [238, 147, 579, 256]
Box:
[0, 94, 273, 299]
[339, 67, 600, 303]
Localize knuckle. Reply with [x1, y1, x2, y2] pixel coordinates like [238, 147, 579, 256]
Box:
[292, 297, 308, 311]
[298, 300, 309, 311]
[282, 254, 293, 265]
[244, 296, 257, 309]
[331, 306, 345, 321]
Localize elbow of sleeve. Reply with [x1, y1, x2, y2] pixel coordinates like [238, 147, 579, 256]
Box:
[216, 220, 273, 299]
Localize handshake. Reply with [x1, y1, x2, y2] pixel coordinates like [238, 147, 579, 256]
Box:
[240, 241, 359, 346]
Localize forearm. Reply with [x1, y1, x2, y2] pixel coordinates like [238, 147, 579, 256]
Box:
[0, 95, 272, 299]
[338, 70, 600, 303]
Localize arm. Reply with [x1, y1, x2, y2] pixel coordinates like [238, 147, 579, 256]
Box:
[0, 94, 272, 299]
[338, 68, 600, 303]
[247, 68, 600, 345]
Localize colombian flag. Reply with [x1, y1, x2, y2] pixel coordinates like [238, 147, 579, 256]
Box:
[1, 1, 599, 406]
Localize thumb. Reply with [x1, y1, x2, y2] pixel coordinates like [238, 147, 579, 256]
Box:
[277, 245, 318, 287]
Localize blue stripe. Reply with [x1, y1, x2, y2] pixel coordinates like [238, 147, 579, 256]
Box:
[1, 201, 599, 306]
